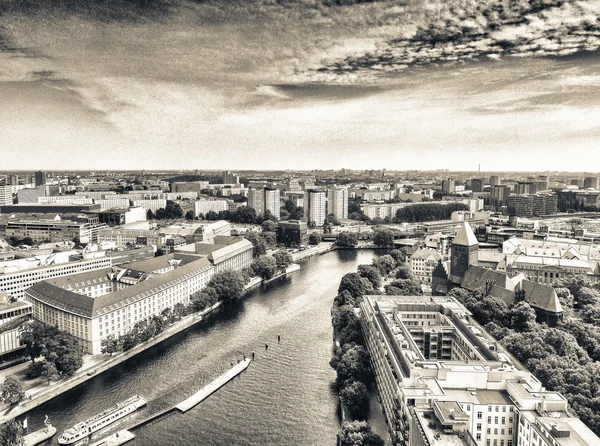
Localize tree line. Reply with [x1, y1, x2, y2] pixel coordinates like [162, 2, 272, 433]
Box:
[331, 249, 417, 445]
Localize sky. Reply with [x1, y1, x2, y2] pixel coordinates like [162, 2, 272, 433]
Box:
[1, 0, 600, 171]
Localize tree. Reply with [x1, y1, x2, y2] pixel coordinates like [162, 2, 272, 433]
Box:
[308, 233, 322, 245]
[357, 265, 382, 289]
[337, 231, 358, 247]
[147, 209, 155, 220]
[340, 380, 370, 420]
[155, 248, 165, 257]
[338, 273, 371, 301]
[509, 301, 537, 331]
[335, 344, 374, 384]
[55, 353, 83, 376]
[395, 264, 412, 280]
[245, 233, 267, 258]
[262, 220, 277, 232]
[338, 421, 384, 446]
[372, 227, 395, 248]
[101, 335, 120, 356]
[273, 250, 293, 270]
[21, 320, 46, 362]
[0, 420, 23, 446]
[0, 377, 25, 405]
[40, 360, 59, 383]
[251, 255, 277, 280]
[372, 255, 396, 276]
[332, 305, 359, 334]
[386, 279, 422, 296]
[208, 270, 247, 301]
[185, 210, 195, 221]
[25, 360, 45, 379]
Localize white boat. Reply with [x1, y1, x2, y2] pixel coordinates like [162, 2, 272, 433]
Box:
[58, 396, 147, 445]
[89, 430, 135, 446]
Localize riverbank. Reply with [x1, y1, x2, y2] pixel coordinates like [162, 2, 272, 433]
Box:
[0, 265, 300, 425]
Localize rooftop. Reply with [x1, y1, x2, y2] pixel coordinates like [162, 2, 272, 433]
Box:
[26, 257, 213, 318]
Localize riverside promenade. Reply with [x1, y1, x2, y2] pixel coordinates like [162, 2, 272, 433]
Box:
[0, 264, 300, 425]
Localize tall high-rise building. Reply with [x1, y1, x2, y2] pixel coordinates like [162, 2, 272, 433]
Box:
[327, 188, 348, 220]
[0, 175, 11, 206]
[489, 175, 501, 186]
[470, 178, 484, 193]
[441, 178, 455, 193]
[223, 170, 239, 185]
[584, 176, 599, 190]
[247, 188, 264, 214]
[491, 185, 510, 206]
[35, 171, 47, 187]
[571, 178, 584, 188]
[264, 188, 281, 220]
[303, 190, 327, 227]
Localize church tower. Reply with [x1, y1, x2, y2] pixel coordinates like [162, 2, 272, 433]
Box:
[450, 222, 479, 284]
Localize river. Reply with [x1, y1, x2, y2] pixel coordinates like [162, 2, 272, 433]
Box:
[22, 249, 386, 446]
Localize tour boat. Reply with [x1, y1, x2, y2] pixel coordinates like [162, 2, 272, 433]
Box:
[58, 396, 147, 445]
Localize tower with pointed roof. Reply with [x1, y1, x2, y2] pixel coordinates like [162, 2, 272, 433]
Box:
[450, 222, 479, 284]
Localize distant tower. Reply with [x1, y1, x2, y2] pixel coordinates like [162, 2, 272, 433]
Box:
[450, 222, 479, 284]
[35, 171, 47, 187]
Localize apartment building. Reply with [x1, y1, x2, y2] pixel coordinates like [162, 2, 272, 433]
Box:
[409, 248, 443, 283]
[327, 187, 348, 220]
[360, 295, 599, 446]
[304, 190, 327, 227]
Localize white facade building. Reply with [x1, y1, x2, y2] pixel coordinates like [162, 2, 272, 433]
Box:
[304, 190, 327, 227]
[26, 256, 215, 354]
[132, 199, 167, 213]
[327, 188, 348, 220]
[194, 199, 228, 217]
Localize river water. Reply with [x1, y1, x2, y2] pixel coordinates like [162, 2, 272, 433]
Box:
[23, 249, 385, 446]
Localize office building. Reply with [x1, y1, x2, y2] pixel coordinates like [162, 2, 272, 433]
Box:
[277, 220, 308, 247]
[98, 207, 147, 226]
[491, 185, 510, 207]
[177, 236, 254, 273]
[327, 187, 348, 220]
[132, 199, 167, 214]
[1, 255, 113, 301]
[489, 175, 501, 186]
[303, 190, 327, 226]
[194, 199, 228, 217]
[583, 176, 599, 190]
[471, 178, 484, 193]
[360, 295, 598, 446]
[35, 171, 47, 187]
[507, 194, 557, 218]
[5, 216, 107, 244]
[442, 178, 456, 194]
[26, 256, 215, 354]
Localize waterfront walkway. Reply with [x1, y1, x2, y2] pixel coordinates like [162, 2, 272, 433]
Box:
[0, 264, 304, 425]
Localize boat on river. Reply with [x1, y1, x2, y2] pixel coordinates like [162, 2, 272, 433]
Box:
[58, 396, 146, 445]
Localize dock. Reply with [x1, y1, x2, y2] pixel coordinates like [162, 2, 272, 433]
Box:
[176, 358, 251, 413]
[23, 424, 57, 446]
